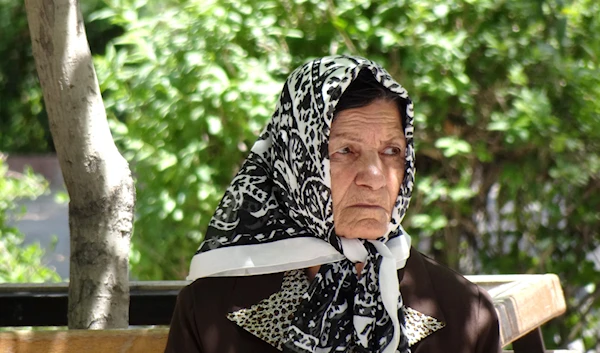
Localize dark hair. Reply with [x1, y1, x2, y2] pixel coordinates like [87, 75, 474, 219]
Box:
[334, 68, 406, 129]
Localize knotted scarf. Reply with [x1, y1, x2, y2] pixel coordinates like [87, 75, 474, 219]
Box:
[188, 55, 416, 353]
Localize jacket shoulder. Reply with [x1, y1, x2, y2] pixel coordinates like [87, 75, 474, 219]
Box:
[419, 253, 482, 297]
[165, 273, 285, 353]
[408, 251, 501, 353]
[185, 272, 285, 311]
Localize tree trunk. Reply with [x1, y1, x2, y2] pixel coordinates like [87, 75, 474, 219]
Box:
[24, 0, 135, 329]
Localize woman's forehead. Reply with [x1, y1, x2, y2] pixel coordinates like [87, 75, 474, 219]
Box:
[329, 101, 404, 138]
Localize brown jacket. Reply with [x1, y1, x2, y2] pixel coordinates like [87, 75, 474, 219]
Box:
[165, 248, 501, 353]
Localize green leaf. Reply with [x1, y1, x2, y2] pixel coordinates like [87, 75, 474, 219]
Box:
[434, 136, 472, 157]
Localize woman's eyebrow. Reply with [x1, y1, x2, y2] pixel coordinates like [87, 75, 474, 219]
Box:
[329, 132, 364, 143]
[382, 136, 406, 145]
[330, 132, 405, 145]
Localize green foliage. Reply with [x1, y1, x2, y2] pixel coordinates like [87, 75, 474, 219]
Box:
[0, 0, 49, 152]
[0, 0, 122, 152]
[94, 0, 293, 279]
[92, 0, 599, 347]
[0, 157, 60, 283]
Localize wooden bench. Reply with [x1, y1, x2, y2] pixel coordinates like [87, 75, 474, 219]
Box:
[468, 274, 567, 353]
[0, 274, 570, 353]
[0, 328, 169, 353]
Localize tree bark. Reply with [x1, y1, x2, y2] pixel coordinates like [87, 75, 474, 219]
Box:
[24, 0, 135, 329]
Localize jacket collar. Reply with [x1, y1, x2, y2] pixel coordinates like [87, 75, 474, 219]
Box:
[227, 249, 445, 350]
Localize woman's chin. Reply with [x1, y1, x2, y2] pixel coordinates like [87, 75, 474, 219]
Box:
[337, 219, 388, 240]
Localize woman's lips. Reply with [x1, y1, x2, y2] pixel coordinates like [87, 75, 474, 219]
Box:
[350, 204, 384, 209]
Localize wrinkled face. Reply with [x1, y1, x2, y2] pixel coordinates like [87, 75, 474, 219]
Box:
[329, 99, 406, 240]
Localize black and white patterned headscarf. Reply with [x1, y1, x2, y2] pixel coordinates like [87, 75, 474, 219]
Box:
[189, 55, 415, 353]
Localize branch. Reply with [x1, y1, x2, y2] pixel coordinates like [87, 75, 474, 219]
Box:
[326, 0, 358, 55]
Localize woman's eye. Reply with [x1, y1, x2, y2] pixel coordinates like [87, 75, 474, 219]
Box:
[383, 146, 402, 155]
[336, 147, 351, 155]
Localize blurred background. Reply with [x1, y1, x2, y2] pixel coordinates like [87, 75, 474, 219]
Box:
[1, 0, 598, 350]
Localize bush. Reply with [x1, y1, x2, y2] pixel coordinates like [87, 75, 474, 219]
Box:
[0, 155, 60, 282]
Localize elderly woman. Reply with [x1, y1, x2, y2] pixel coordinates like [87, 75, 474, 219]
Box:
[165, 56, 501, 353]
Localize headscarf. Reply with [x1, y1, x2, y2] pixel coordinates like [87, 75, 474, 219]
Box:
[188, 55, 416, 353]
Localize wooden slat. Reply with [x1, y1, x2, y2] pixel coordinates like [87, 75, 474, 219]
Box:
[0, 329, 576, 353]
[129, 281, 190, 291]
[468, 274, 567, 346]
[0, 328, 169, 353]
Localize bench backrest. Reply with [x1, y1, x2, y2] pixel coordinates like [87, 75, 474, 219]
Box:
[0, 274, 566, 353]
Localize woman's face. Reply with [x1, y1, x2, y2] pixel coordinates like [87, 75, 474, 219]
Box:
[329, 99, 406, 240]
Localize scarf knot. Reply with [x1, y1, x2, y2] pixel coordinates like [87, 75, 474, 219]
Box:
[283, 240, 410, 353]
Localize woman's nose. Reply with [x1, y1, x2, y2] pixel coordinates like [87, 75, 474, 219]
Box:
[354, 151, 386, 190]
